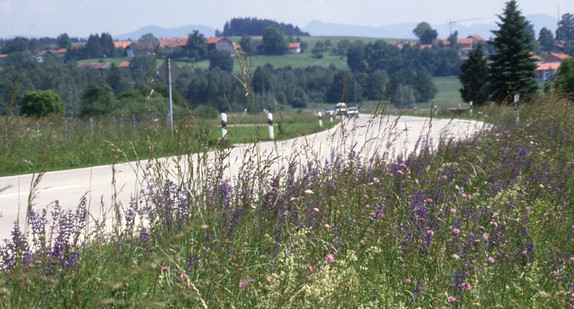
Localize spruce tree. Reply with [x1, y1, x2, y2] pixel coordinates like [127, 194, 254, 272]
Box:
[459, 45, 488, 105]
[488, 0, 537, 103]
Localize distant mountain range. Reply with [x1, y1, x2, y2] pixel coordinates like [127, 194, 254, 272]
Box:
[113, 14, 558, 41]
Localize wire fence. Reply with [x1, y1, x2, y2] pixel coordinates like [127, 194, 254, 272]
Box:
[2, 113, 172, 145]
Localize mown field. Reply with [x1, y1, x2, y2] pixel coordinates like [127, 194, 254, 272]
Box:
[0, 94, 572, 308]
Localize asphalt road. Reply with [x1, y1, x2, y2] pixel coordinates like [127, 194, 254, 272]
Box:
[0, 115, 485, 240]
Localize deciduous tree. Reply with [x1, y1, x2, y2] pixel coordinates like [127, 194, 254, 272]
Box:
[413, 22, 438, 44]
[20, 90, 66, 117]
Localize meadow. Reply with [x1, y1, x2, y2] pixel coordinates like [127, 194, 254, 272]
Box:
[0, 112, 339, 177]
[0, 93, 572, 308]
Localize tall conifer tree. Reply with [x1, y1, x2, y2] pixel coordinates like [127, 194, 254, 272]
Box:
[459, 45, 489, 105]
[488, 0, 537, 103]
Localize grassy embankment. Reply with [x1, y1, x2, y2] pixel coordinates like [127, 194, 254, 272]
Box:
[0, 94, 573, 308]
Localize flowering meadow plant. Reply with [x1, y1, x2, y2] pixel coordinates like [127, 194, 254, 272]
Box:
[0, 97, 573, 308]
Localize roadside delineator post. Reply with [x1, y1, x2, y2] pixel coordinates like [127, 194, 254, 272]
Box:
[221, 113, 227, 138]
[268, 112, 274, 140]
[469, 101, 473, 117]
[318, 112, 323, 127]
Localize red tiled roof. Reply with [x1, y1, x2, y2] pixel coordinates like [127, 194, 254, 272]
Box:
[536, 62, 561, 71]
[118, 61, 130, 68]
[457, 38, 473, 45]
[467, 35, 484, 41]
[288, 42, 300, 48]
[114, 41, 133, 49]
[530, 54, 542, 61]
[158, 38, 188, 48]
[206, 37, 224, 45]
[0, 54, 7, 59]
[549, 53, 570, 61]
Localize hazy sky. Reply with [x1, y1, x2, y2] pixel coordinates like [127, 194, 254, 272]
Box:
[1, 0, 572, 38]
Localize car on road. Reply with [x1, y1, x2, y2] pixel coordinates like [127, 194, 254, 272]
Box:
[324, 108, 335, 117]
[335, 102, 347, 116]
[347, 106, 359, 118]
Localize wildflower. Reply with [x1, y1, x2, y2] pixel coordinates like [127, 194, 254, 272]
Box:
[461, 282, 472, 290]
[414, 178, 419, 184]
[448, 296, 457, 302]
[313, 207, 320, 213]
[492, 221, 499, 227]
[570, 257, 574, 262]
[426, 230, 434, 237]
[461, 193, 468, 199]
[365, 204, 370, 209]
[397, 170, 404, 175]
[442, 175, 448, 180]
[404, 278, 411, 284]
[161, 266, 170, 272]
[304, 189, 314, 195]
[453, 228, 460, 234]
[488, 257, 495, 264]
[522, 250, 527, 255]
[426, 198, 433, 203]
[266, 276, 272, 283]
[239, 279, 255, 288]
[326, 253, 335, 263]
[525, 206, 531, 211]
[450, 208, 457, 214]
[306, 264, 313, 272]
[552, 270, 559, 276]
[399, 162, 408, 169]
[323, 223, 330, 229]
[290, 197, 297, 201]
[373, 177, 379, 183]
[482, 234, 488, 241]
[364, 194, 369, 199]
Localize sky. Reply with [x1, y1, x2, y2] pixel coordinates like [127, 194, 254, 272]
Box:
[1, 0, 572, 38]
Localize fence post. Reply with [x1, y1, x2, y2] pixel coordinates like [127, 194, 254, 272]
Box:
[36, 122, 39, 134]
[64, 119, 68, 139]
[469, 101, 473, 117]
[132, 114, 136, 134]
[434, 106, 438, 117]
[90, 118, 93, 135]
[318, 112, 323, 127]
[513, 94, 519, 123]
[221, 113, 227, 138]
[268, 112, 274, 140]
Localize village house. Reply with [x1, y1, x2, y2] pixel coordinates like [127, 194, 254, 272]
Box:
[288, 42, 301, 54]
[207, 37, 235, 56]
[536, 53, 572, 82]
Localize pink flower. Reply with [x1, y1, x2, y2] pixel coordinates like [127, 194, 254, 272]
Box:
[426, 230, 434, 237]
[426, 198, 433, 203]
[453, 228, 460, 234]
[399, 162, 408, 168]
[488, 257, 495, 264]
[492, 221, 499, 227]
[448, 296, 457, 302]
[450, 208, 457, 214]
[461, 193, 468, 199]
[442, 175, 448, 180]
[525, 206, 531, 211]
[306, 264, 313, 272]
[522, 250, 528, 255]
[326, 253, 335, 263]
[570, 257, 574, 262]
[461, 282, 472, 290]
[552, 270, 559, 276]
[161, 266, 170, 272]
[397, 170, 404, 175]
[404, 278, 411, 284]
[414, 178, 419, 184]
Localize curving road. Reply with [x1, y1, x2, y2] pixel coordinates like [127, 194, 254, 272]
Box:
[0, 115, 485, 240]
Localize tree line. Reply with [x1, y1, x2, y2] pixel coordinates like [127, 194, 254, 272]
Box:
[218, 17, 309, 37]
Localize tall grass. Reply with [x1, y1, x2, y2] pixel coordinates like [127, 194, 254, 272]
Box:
[0, 93, 572, 307]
